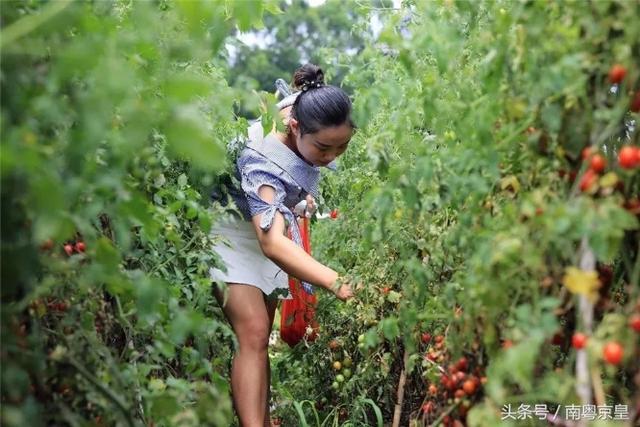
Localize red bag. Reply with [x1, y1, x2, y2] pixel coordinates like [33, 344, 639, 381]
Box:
[280, 217, 319, 347]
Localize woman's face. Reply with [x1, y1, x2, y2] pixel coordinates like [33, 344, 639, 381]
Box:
[289, 118, 352, 167]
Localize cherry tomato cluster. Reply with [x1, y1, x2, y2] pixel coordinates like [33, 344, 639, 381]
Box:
[63, 240, 86, 256]
[419, 332, 485, 426]
[570, 63, 640, 196]
[577, 144, 639, 195]
[46, 298, 69, 313]
[39, 237, 87, 256]
[570, 333, 626, 366]
[326, 339, 354, 394]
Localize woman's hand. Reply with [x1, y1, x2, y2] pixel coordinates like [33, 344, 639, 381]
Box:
[293, 194, 318, 218]
[332, 278, 354, 301]
[305, 194, 316, 217]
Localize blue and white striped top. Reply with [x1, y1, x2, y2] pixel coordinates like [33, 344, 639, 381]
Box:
[220, 133, 337, 293]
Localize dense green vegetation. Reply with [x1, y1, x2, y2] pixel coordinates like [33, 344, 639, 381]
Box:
[2, 1, 638, 426]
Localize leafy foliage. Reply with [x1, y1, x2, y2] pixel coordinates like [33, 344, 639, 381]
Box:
[2, 1, 639, 427]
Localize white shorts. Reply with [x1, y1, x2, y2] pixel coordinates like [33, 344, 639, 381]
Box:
[209, 218, 291, 300]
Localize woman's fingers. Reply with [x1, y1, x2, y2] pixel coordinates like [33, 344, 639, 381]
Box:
[305, 194, 317, 217]
[336, 283, 354, 301]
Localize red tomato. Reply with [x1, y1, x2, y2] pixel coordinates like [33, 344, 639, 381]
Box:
[603, 342, 623, 365]
[462, 379, 477, 395]
[629, 314, 640, 333]
[579, 169, 598, 192]
[382, 286, 391, 295]
[63, 244, 74, 256]
[329, 209, 339, 219]
[421, 332, 431, 344]
[428, 384, 438, 395]
[571, 332, 588, 349]
[618, 145, 639, 169]
[589, 154, 606, 173]
[608, 64, 627, 84]
[455, 357, 468, 372]
[75, 241, 86, 253]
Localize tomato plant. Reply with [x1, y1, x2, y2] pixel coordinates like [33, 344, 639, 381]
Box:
[2, 1, 639, 427]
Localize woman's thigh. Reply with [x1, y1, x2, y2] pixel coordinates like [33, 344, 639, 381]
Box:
[214, 283, 272, 347]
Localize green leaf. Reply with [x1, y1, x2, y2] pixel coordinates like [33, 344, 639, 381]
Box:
[150, 394, 180, 419]
[379, 317, 399, 341]
[233, 0, 263, 31]
[164, 106, 226, 172]
[165, 73, 213, 102]
[135, 274, 168, 321]
[95, 237, 121, 269]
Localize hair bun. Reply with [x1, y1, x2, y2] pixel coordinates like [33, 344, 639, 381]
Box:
[293, 64, 325, 91]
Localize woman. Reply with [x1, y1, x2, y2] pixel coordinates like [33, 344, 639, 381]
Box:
[211, 63, 355, 426]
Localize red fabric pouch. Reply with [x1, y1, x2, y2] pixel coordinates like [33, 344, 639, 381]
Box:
[280, 217, 319, 347]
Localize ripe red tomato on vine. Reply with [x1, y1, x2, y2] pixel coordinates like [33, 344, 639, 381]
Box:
[629, 314, 640, 333]
[571, 333, 587, 349]
[579, 169, 598, 192]
[618, 146, 639, 169]
[589, 154, 606, 173]
[608, 64, 626, 84]
[603, 342, 623, 365]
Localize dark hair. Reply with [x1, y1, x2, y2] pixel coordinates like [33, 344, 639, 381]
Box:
[290, 64, 354, 135]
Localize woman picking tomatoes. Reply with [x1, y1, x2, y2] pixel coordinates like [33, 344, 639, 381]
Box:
[210, 64, 355, 426]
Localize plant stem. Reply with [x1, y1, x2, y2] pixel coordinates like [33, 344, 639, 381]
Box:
[0, 0, 74, 49]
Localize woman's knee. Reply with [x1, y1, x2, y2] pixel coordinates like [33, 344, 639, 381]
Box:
[235, 318, 271, 352]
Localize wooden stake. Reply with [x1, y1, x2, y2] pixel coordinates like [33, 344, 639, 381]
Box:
[392, 350, 409, 427]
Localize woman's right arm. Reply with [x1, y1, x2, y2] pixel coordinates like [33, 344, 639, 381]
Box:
[252, 185, 353, 301]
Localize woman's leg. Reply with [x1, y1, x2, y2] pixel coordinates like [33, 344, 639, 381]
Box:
[263, 296, 279, 427]
[214, 283, 272, 427]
